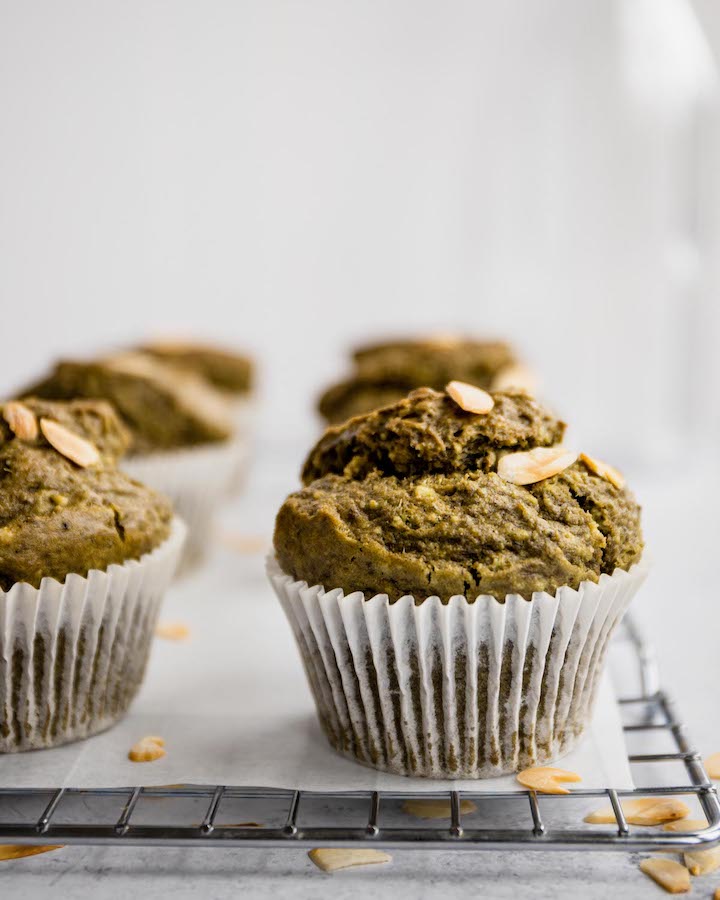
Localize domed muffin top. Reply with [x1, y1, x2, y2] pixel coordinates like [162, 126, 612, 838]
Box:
[276, 387, 643, 602]
[139, 340, 254, 395]
[318, 336, 522, 424]
[0, 398, 173, 589]
[305, 387, 563, 482]
[21, 352, 234, 454]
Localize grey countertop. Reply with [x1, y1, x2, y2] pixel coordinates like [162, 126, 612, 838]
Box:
[3, 443, 719, 898]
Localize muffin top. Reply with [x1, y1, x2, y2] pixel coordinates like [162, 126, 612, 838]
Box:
[139, 339, 254, 395]
[0, 398, 173, 589]
[22, 352, 234, 454]
[275, 387, 643, 602]
[318, 336, 522, 424]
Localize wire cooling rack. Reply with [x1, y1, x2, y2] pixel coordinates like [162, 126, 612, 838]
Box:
[1, 614, 719, 853]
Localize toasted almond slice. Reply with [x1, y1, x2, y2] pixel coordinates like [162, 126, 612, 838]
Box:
[498, 447, 578, 486]
[491, 364, 537, 395]
[585, 797, 690, 826]
[0, 845, 63, 862]
[684, 845, 720, 876]
[155, 622, 190, 641]
[639, 858, 690, 893]
[427, 332, 461, 349]
[579, 452, 625, 490]
[705, 752, 720, 780]
[308, 848, 392, 873]
[3, 402, 38, 441]
[40, 418, 100, 468]
[714, 888, 720, 900]
[516, 766, 581, 795]
[128, 735, 166, 762]
[445, 381, 494, 415]
[401, 799, 477, 820]
[663, 819, 709, 833]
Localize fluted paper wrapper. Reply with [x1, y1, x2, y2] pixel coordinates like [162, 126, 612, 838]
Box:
[0, 519, 186, 753]
[123, 439, 243, 572]
[269, 557, 649, 779]
[228, 397, 255, 495]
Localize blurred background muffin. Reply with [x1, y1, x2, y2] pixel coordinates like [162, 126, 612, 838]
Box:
[138, 339, 254, 400]
[318, 335, 535, 424]
[0, 397, 184, 751]
[21, 352, 241, 571]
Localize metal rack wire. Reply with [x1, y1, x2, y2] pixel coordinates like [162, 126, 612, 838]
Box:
[2, 614, 719, 853]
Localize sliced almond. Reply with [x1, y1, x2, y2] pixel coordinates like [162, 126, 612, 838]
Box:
[401, 798, 477, 820]
[705, 752, 720, 780]
[498, 447, 578, 486]
[491, 364, 537, 395]
[128, 735, 166, 762]
[445, 381, 494, 415]
[3, 402, 38, 441]
[663, 819, 709, 833]
[0, 845, 63, 862]
[40, 418, 100, 468]
[585, 797, 690, 826]
[579, 452, 625, 490]
[639, 858, 690, 893]
[155, 622, 190, 641]
[714, 888, 720, 900]
[684, 845, 720, 876]
[308, 848, 392, 873]
[516, 766, 581, 795]
[427, 332, 461, 349]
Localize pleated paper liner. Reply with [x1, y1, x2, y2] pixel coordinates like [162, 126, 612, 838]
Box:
[123, 437, 244, 574]
[269, 556, 649, 779]
[0, 518, 186, 753]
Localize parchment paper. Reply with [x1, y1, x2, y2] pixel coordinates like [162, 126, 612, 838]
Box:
[0, 538, 633, 791]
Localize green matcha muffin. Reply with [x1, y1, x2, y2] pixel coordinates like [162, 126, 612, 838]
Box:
[21, 353, 240, 571]
[318, 336, 533, 424]
[138, 339, 254, 397]
[270, 386, 647, 778]
[0, 398, 185, 752]
[24, 353, 234, 455]
[136, 340, 256, 494]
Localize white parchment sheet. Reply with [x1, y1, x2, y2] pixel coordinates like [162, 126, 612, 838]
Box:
[0, 542, 633, 791]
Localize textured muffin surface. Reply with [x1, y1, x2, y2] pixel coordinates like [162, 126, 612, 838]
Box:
[318, 337, 517, 424]
[0, 399, 173, 589]
[22, 353, 233, 454]
[276, 388, 643, 601]
[140, 340, 253, 394]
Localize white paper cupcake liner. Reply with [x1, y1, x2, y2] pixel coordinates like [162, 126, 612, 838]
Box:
[227, 397, 255, 495]
[229, 395, 255, 437]
[268, 556, 649, 779]
[0, 519, 186, 753]
[123, 438, 243, 573]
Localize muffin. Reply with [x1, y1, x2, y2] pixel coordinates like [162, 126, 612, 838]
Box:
[0, 398, 184, 751]
[139, 339, 253, 399]
[318, 336, 533, 424]
[138, 339, 255, 490]
[270, 386, 646, 778]
[21, 353, 240, 570]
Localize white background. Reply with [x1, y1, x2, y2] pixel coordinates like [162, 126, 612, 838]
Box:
[1, 0, 719, 459]
[2, 3, 720, 895]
